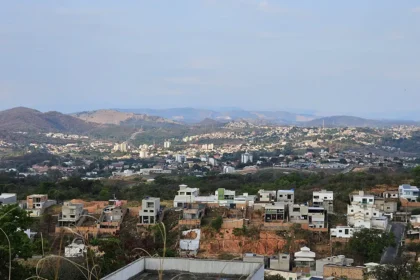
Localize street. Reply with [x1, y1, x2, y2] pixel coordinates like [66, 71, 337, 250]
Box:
[380, 222, 406, 264]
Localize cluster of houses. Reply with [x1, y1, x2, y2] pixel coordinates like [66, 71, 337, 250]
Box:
[330, 184, 420, 239]
[2, 182, 420, 279]
[244, 248, 380, 280]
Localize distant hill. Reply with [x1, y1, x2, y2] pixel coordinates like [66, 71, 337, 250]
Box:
[302, 115, 419, 128]
[72, 109, 183, 128]
[0, 107, 97, 133]
[193, 118, 226, 127]
[116, 108, 316, 124]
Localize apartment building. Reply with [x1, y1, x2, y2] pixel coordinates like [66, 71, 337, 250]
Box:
[313, 190, 334, 213]
[139, 197, 160, 225]
[347, 191, 388, 230]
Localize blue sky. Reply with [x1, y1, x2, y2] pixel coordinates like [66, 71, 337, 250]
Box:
[0, 1, 419, 118]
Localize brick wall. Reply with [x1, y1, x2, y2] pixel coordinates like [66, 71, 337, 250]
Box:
[323, 265, 365, 280]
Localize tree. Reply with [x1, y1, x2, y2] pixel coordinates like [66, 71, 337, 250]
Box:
[369, 256, 420, 280]
[339, 158, 348, 164]
[347, 228, 395, 264]
[211, 216, 223, 231]
[0, 204, 35, 279]
[264, 273, 286, 280]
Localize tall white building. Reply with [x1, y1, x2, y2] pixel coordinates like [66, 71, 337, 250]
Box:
[163, 141, 171, 149]
[175, 154, 186, 163]
[113, 142, 128, 152]
[139, 150, 148, 158]
[241, 152, 253, 164]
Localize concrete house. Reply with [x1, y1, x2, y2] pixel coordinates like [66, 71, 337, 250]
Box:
[331, 226, 358, 238]
[173, 185, 200, 207]
[264, 202, 287, 222]
[58, 201, 84, 226]
[277, 190, 294, 204]
[313, 190, 334, 213]
[258, 190, 276, 203]
[269, 253, 291, 271]
[98, 205, 125, 229]
[289, 204, 326, 228]
[25, 194, 56, 217]
[139, 197, 160, 225]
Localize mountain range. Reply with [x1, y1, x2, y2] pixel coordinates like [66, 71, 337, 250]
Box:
[0, 107, 418, 136]
[115, 108, 315, 124]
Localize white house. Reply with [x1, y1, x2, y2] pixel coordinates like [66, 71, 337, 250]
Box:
[313, 190, 334, 213]
[399, 184, 419, 202]
[173, 185, 200, 207]
[331, 226, 358, 238]
[294, 246, 316, 270]
[350, 191, 375, 205]
[277, 190, 294, 204]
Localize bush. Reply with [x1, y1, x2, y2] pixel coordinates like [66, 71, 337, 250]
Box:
[211, 216, 223, 231]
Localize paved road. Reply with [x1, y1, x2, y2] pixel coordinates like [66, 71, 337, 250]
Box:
[380, 222, 406, 264]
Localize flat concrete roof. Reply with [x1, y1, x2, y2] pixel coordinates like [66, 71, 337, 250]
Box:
[129, 271, 243, 280]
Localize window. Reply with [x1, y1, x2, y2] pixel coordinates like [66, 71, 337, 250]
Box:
[314, 196, 319, 199]
[186, 192, 191, 195]
[144, 210, 148, 212]
[387, 207, 390, 209]
[369, 199, 373, 202]
[345, 229, 349, 234]
[279, 195, 283, 198]
[287, 195, 292, 199]
[374, 213, 377, 216]
[351, 210, 353, 212]
[150, 210, 154, 213]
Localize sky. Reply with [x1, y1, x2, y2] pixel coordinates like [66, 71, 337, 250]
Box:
[0, 1, 420, 119]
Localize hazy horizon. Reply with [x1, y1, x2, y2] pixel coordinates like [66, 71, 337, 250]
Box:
[1, 1, 419, 119]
